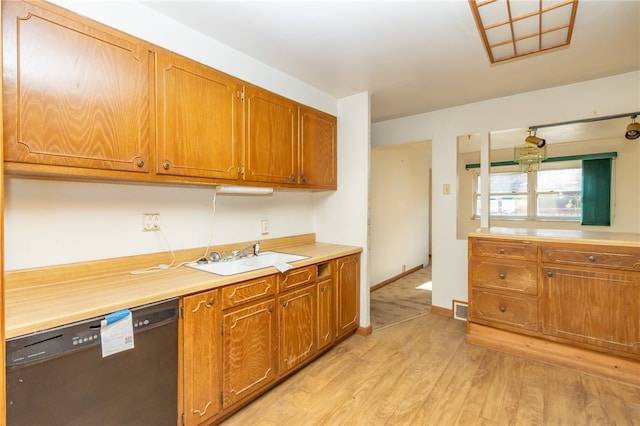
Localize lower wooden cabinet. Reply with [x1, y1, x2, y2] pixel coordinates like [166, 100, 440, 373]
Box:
[335, 254, 360, 339]
[278, 284, 317, 375]
[181, 289, 221, 426]
[181, 253, 361, 424]
[222, 298, 277, 409]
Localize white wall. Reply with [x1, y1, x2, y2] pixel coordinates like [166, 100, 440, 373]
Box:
[372, 71, 640, 312]
[313, 92, 371, 328]
[369, 143, 431, 286]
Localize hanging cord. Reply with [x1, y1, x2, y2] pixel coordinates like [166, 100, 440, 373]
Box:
[129, 190, 218, 275]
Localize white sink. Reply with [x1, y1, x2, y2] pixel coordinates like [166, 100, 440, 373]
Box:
[186, 251, 308, 276]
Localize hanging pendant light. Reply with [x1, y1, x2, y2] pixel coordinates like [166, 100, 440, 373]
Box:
[625, 115, 640, 140]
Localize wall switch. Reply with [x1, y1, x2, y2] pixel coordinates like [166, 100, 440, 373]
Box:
[260, 219, 270, 235]
[143, 213, 160, 231]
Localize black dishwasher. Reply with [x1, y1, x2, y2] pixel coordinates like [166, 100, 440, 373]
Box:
[6, 298, 179, 426]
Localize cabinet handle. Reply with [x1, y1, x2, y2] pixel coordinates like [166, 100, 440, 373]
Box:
[136, 159, 145, 168]
[268, 305, 273, 313]
[547, 271, 553, 277]
[321, 286, 326, 293]
[499, 305, 506, 312]
[290, 175, 296, 182]
[499, 273, 505, 279]
[206, 297, 215, 307]
[301, 175, 307, 184]
[163, 162, 170, 170]
[283, 301, 288, 307]
[499, 249, 505, 254]
[588, 255, 596, 262]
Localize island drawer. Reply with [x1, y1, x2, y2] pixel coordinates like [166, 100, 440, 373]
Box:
[541, 245, 640, 271]
[470, 290, 538, 332]
[470, 239, 537, 261]
[469, 258, 538, 295]
[222, 275, 276, 309]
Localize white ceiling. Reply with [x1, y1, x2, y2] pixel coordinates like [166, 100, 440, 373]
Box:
[142, 1, 639, 124]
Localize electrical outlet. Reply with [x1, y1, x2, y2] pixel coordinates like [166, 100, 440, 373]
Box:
[260, 219, 270, 235]
[143, 213, 160, 231]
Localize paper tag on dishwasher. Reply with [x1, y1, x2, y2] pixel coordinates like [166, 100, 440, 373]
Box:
[100, 309, 134, 358]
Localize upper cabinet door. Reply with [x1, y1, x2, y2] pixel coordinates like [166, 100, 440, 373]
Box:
[299, 107, 337, 189]
[2, 1, 151, 173]
[156, 52, 242, 180]
[244, 85, 298, 184]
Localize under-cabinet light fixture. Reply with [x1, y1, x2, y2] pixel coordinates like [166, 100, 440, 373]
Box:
[216, 185, 274, 195]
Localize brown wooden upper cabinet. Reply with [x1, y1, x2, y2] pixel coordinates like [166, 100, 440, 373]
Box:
[156, 52, 242, 181]
[243, 85, 298, 184]
[299, 106, 337, 189]
[2, 1, 152, 174]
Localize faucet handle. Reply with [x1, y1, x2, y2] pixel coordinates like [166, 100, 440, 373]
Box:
[254, 241, 260, 256]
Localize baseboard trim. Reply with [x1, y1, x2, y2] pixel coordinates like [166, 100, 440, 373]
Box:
[370, 265, 424, 292]
[466, 322, 640, 387]
[356, 325, 373, 336]
[430, 305, 452, 317]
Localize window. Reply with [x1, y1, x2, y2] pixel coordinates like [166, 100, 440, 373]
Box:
[475, 163, 582, 221]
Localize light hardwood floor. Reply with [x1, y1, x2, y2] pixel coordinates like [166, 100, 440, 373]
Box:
[222, 313, 640, 425]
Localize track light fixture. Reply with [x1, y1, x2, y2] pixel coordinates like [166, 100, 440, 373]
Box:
[525, 129, 546, 148]
[625, 115, 640, 140]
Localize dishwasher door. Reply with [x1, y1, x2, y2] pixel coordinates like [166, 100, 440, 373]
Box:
[6, 298, 179, 426]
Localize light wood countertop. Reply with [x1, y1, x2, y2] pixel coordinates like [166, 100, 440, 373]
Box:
[5, 235, 361, 339]
[469, 227, 640, 247]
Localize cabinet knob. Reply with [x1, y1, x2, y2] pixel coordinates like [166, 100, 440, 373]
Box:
[290, 175, 296, 182]
[547, 271, 553, 277]
[499, 273, 505, 279]
[283, 301, 288, 307]
[301, 175, 307, 183]
[268, 305, 273, 313]
[321, 286, 326, 293]
[136, 159, 145, 168]
[163, 162, 170, 170]
[499, 249, 505, 254]
[499, 306, 506, 312]
[588, 255, 596, 262]
[206, 297, 215, 307]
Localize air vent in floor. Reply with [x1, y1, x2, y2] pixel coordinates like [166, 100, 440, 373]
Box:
[453, 300, 468, 321]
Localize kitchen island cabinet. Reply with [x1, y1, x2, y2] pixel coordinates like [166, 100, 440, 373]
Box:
[156, 51, 242, 181]
[3, 0, 152, 176]
[467, 229, 640, 387]
[181, 290, 221, 426]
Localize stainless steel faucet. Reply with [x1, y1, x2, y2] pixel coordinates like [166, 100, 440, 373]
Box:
[238, 241, 260, 257]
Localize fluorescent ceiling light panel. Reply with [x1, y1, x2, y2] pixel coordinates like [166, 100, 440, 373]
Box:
[469, 0, 579, 64]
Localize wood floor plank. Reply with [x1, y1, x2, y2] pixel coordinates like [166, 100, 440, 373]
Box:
[221, 314, 640, 426]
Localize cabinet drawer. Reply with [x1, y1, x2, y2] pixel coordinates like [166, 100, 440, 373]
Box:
[471, 239, 537, 261]
[470, 290, 538, 331]
[278, 266, 317, 292]
[470, 258, 538, 295]
[222, 275, 276, 309]
[541, 245, 640, 271]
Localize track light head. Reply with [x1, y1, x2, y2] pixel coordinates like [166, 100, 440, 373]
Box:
[525, 129, 546, 148]
[625, 115, 640, 140]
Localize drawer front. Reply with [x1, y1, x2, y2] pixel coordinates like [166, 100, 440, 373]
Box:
[470, 290, 538, 331]
[279, 266, 317, 292]
[222, 275, 276, 309]
[541, 246, 640, 271]
[471, 239, 537, 261]
[470, 258, 538, 295]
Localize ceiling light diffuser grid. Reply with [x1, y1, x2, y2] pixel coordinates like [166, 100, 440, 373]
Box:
[469, 0, 578, 64]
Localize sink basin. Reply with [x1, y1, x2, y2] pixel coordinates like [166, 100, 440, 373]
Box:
[186, 251, 308, 276]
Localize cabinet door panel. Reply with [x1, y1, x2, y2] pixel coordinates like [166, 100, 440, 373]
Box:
[222, 299, 277, 409]
[3, 1, 150, 172]
[317, 278, 334, 351]
[299, 106, 336, 189]
[542, 266, 640, 355]
[244, 86, 298, 184]
[182, 290, 220, 425]
[336, 255, 360, 339]
[279, 285, 317, 375]
[157, 53, 241, 179]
